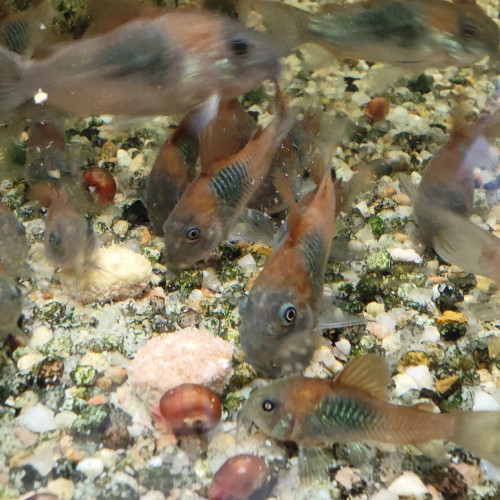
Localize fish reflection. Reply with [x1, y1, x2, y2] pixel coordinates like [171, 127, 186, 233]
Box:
[249, 0, 499, 68]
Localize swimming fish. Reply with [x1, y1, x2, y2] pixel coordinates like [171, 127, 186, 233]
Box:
[0, 201, 28, 278]
[239, 157, 340, 377]
[146, 96, 219, 235]
[239, 354, 500, 473]
[248, 0, 499, 69]
[146, 95, 257, 235]
[162, 92, 294, 271]
[400, 109, 500, 284]
[42, 188, 97, 275]
[0, 8, 280, 117]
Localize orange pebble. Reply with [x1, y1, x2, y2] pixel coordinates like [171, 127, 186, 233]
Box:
[157, 383, 222, 436]
[364, 97, 390, 122]
[82, 167, 116, 204]
[208, 454, 269, 500]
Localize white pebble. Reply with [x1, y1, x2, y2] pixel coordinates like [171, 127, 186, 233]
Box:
[116, 149, 131, 167]
[16, 403, 57, 433]
[388, 247, 422, 264]
[30, 325, 53, 348]
[237, 253, 257, 274]
[335, 338, 351, 356]
[54, 411, 77, 430]
[393, 373, 418, 397]
[370, 490, 398, 500]
[405, 365, 433, 390]
[202, 269, 222, 292]
[388, 471, 429, 498]
[473, 390, 500, 411]
[17, 353, 44, 371]
[420, 325, 440, 343]
[76, 457, 104, 478]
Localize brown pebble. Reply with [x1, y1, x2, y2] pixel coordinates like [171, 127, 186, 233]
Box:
[82, 167, 117, 204]
[364, 97, 390, 122]
[157, 383, 222, 436]
[435, 374, 461, 397]
[209, 454, 269, 500]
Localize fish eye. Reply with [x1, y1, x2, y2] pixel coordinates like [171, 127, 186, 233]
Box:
[279, 303, 297, 326]
[230, 37, 249, 56]
[262, 399, 275, 412]
[185, 226, 201, 241]
[460, 20, 477, 40]
[49, 232, 61, 247]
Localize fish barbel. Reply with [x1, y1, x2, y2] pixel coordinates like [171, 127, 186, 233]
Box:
[0, 8, 280, 117]
[249, 0, 499, 68]
[239, 354, 500, 467]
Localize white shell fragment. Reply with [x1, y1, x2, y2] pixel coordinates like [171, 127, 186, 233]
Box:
[388, 247, 423, 264]
[62, 245, 152, 303]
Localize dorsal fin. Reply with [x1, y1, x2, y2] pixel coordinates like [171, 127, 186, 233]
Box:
[273, 169, 302, 238]
[337, 354, 391, 400]
[199, 99, 257, 174]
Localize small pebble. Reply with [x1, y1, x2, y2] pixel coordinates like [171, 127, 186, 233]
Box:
[392, 373, 418, 397]
[405, 365, 433, 390]
[76, 457, 104, 478]
[364, 96, 390, 122]
[16, 403, 57, 433]
[473, 391, 500, 411]
[387, 471, 429, 498]
[116, 149, 131, 167]
[388, 247, 422, 264]
[237, 253, 257, 275]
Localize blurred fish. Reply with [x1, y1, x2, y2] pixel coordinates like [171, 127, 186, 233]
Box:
[400, 109, 500, 284]
[0, 276, 22, 335]
[239, 353, 500, 480]
[25, 120, 72, 185]
[248, 0, 499, 68]
[239, 156, 360, 377]
[414, 110, 500, 245]
[40, 187, 97, 275]
[0, 8, 280, 117]
[162, 92, 294, 271]
[0, 201, 28, 277]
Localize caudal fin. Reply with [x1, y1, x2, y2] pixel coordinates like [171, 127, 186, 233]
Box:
[454, 411, 500, 466]
[0, 45, 26, 114]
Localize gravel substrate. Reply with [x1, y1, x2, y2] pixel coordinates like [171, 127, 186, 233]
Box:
[1, 0, 500, 499]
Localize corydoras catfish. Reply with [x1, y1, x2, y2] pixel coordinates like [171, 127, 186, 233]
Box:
[146, 96, 219, 235]
[0, 8, 280, 117]
[239, 354, 500, 475]
[162, 94, 294, 271]
[40, 187, 97, 275]
[401, 109, 500, 284]
[239, 161, 341, 377]
[249, 0, 499, 69]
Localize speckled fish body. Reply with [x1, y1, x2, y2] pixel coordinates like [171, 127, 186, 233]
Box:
[0, 9, 280, 117]
[252, 0, 499, 68]
[44, 194, 97, 274]
[162, 98, 293, 271]
[238, 167, 336, 376]
[239, 354, 500, 466]
[0, 202, 27, 277]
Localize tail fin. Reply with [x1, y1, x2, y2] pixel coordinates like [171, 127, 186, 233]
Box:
[0, 45, 26, 114]
[249, 0, 312, 53]
[454, 411, 500, 466]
